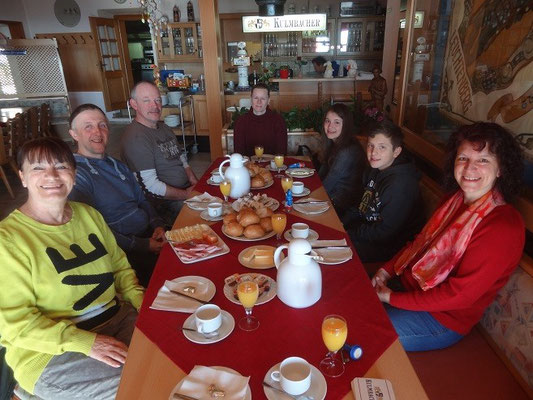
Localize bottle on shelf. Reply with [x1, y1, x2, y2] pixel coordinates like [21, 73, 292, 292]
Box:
[187, 1, 194, 21]
[173, 5, 180, 22]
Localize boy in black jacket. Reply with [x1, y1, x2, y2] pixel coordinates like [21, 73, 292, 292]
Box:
[344, 120, 424, 263]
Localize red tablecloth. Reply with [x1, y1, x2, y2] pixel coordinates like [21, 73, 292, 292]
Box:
[193, 157, 323, 199]
[135, 213, 398, 399]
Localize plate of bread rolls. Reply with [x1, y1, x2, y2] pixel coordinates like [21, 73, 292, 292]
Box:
[221, 207, 277, 241]
[246, 162, 275, 190]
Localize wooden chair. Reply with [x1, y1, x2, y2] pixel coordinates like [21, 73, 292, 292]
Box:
[27, 106, 39, 139]
[38, 103, 52, 137]
[0, 124, 15, 199]
[5, 115, 24, 175]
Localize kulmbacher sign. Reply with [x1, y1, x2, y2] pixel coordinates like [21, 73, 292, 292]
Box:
[242, 14, 327, 33]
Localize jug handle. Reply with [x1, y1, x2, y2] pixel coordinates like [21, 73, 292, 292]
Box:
[274, 244, 289, 269]
[219, 158, 230, 180]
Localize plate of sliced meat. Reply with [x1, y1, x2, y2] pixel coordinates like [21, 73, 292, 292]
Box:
[223, 273, 276, 305]
[166, 224, 230, 264]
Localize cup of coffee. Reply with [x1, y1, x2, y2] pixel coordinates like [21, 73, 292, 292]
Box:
[194, 304, 222, 333]
[211, 171, 223, 183]
[207, 202, 223, 218]
[292, 181, 304, 194]
[271, 357, 311, 395]
[291, 223, 309, 239]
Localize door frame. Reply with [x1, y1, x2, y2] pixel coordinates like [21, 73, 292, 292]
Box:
[113, 14, 145, 95]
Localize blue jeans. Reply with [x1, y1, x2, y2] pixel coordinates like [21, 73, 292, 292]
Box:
[384, 304, 463, 351]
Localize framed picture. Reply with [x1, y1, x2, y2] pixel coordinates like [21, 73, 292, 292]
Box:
[414, 11, 425, 29]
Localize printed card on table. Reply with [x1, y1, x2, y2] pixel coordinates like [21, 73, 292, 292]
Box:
[352, 377, 396, 400]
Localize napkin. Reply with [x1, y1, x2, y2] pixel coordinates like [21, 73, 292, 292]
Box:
[293, 198, 330, 214]
[150, 279, 211, 313]
[177, 365, 249, 400]
[185, 192, 221, 210]
[309, 239, 348, 247]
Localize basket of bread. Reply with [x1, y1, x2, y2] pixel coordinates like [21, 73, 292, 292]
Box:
[165, 224, 229, 263]
[221, 205, 276, 241]
[246, 161, 274, 189]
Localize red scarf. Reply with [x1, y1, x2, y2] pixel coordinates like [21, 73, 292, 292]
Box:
[393, 189, 505, 290]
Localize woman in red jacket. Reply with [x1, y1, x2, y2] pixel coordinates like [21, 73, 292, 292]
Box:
[372, 122, 525, 351]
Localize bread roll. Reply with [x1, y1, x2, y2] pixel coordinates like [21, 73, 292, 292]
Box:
[256, 206, 273, 218]
[251, 175, 266, 188]
[260, 217, 273, 232]
[225, 221, 244, 237]
[243, 224, 265, 239]
[238, 210, 260, 227]
[223, 212, 237, 225]
[259, 169, 273, 182]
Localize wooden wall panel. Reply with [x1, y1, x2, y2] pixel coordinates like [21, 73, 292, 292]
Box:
[35, 33, 102, 92]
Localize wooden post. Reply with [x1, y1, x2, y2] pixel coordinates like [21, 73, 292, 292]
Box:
[199, 0, 224, 160]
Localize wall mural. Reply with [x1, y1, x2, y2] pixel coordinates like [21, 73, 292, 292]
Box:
[440, 0, 532, 156]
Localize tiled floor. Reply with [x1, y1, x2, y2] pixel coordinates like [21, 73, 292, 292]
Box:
[0, 122, 212, 221]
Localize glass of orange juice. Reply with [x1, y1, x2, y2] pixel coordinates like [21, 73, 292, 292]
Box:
[319, 314, 348, 377]
[237, 280, 259, 331]
[281, 176, 293, 193]
[219, 179, 231, 204]
[274, 154, 285, 177]
[254, 146, 264, 162]
[271, 213, 287, 243]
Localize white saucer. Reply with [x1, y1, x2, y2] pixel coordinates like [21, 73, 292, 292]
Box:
[263, 362, 327, 400]
[292, 187, 311, 197]
[293, 198, 330, 215]
[207, 177, 223, 186]
[314, 247, 353, 265]
[200, 210, 224, 222]
[283, 229, 319, 242]
[168, 366, 251, 400]
[251, 154, 274, 162]
[182, 310, 235, 344]
[267, 164, 288, 172]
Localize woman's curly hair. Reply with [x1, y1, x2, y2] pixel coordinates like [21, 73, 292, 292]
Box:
[443, 122, 523, 201]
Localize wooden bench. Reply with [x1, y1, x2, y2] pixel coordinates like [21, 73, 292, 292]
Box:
[369, 174, 533, 399]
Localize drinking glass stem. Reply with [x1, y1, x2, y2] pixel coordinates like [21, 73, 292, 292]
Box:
[245, 307, 253, 321]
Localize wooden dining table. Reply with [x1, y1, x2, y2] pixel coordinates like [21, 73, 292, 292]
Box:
[116, 158, 428, 400]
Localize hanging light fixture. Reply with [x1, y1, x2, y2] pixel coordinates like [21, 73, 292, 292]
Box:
[138, 0, 169, 35]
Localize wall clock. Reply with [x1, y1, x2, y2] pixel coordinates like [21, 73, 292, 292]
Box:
[54, 0, 81, 28]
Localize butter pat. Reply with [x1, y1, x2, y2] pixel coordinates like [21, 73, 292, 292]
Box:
[242, 247, 274, 264]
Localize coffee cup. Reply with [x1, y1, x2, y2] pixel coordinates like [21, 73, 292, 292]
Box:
[194, 304, 222, 333]
[271, 357, 311, 395]
[291, 223, 309, 239]
[292, 181, 304, 194]
[211, 171, 223, 183]
[270, 160, 277, 169]
[207, 202, 223, 218]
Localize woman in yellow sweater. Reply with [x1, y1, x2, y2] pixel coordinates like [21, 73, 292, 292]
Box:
[0, 137, 144, 399]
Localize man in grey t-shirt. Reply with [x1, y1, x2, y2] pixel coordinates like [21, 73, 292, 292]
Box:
[121, 81, 198, 226]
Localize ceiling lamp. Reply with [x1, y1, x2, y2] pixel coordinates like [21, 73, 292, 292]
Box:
[138, 0, 168, 35]
[255, 0, 286, 16]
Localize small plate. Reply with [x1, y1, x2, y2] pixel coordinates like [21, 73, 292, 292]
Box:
[185, 194, 223, 211]
[206, 177, 223, 186]
[200, 210, 224, 222]
[250, 179, 274, 190]
[293, 198, 330, 215]
[182, 310, 235, 344]
[314, 247, 353, 265]
[150, 276, 216, 313]
[168, 366, 251, 400]
[251, 154, 274, 162]
[263, 362, 327, 400]
[267, 164, 288, 172]
[223, 273, 277, 306]
[221, 225, 277, 242]
[238, 245, 277, 269]
[285, 168, 315, 178]
[292, 187, 311, 197]
[283, 229, 319, 242]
